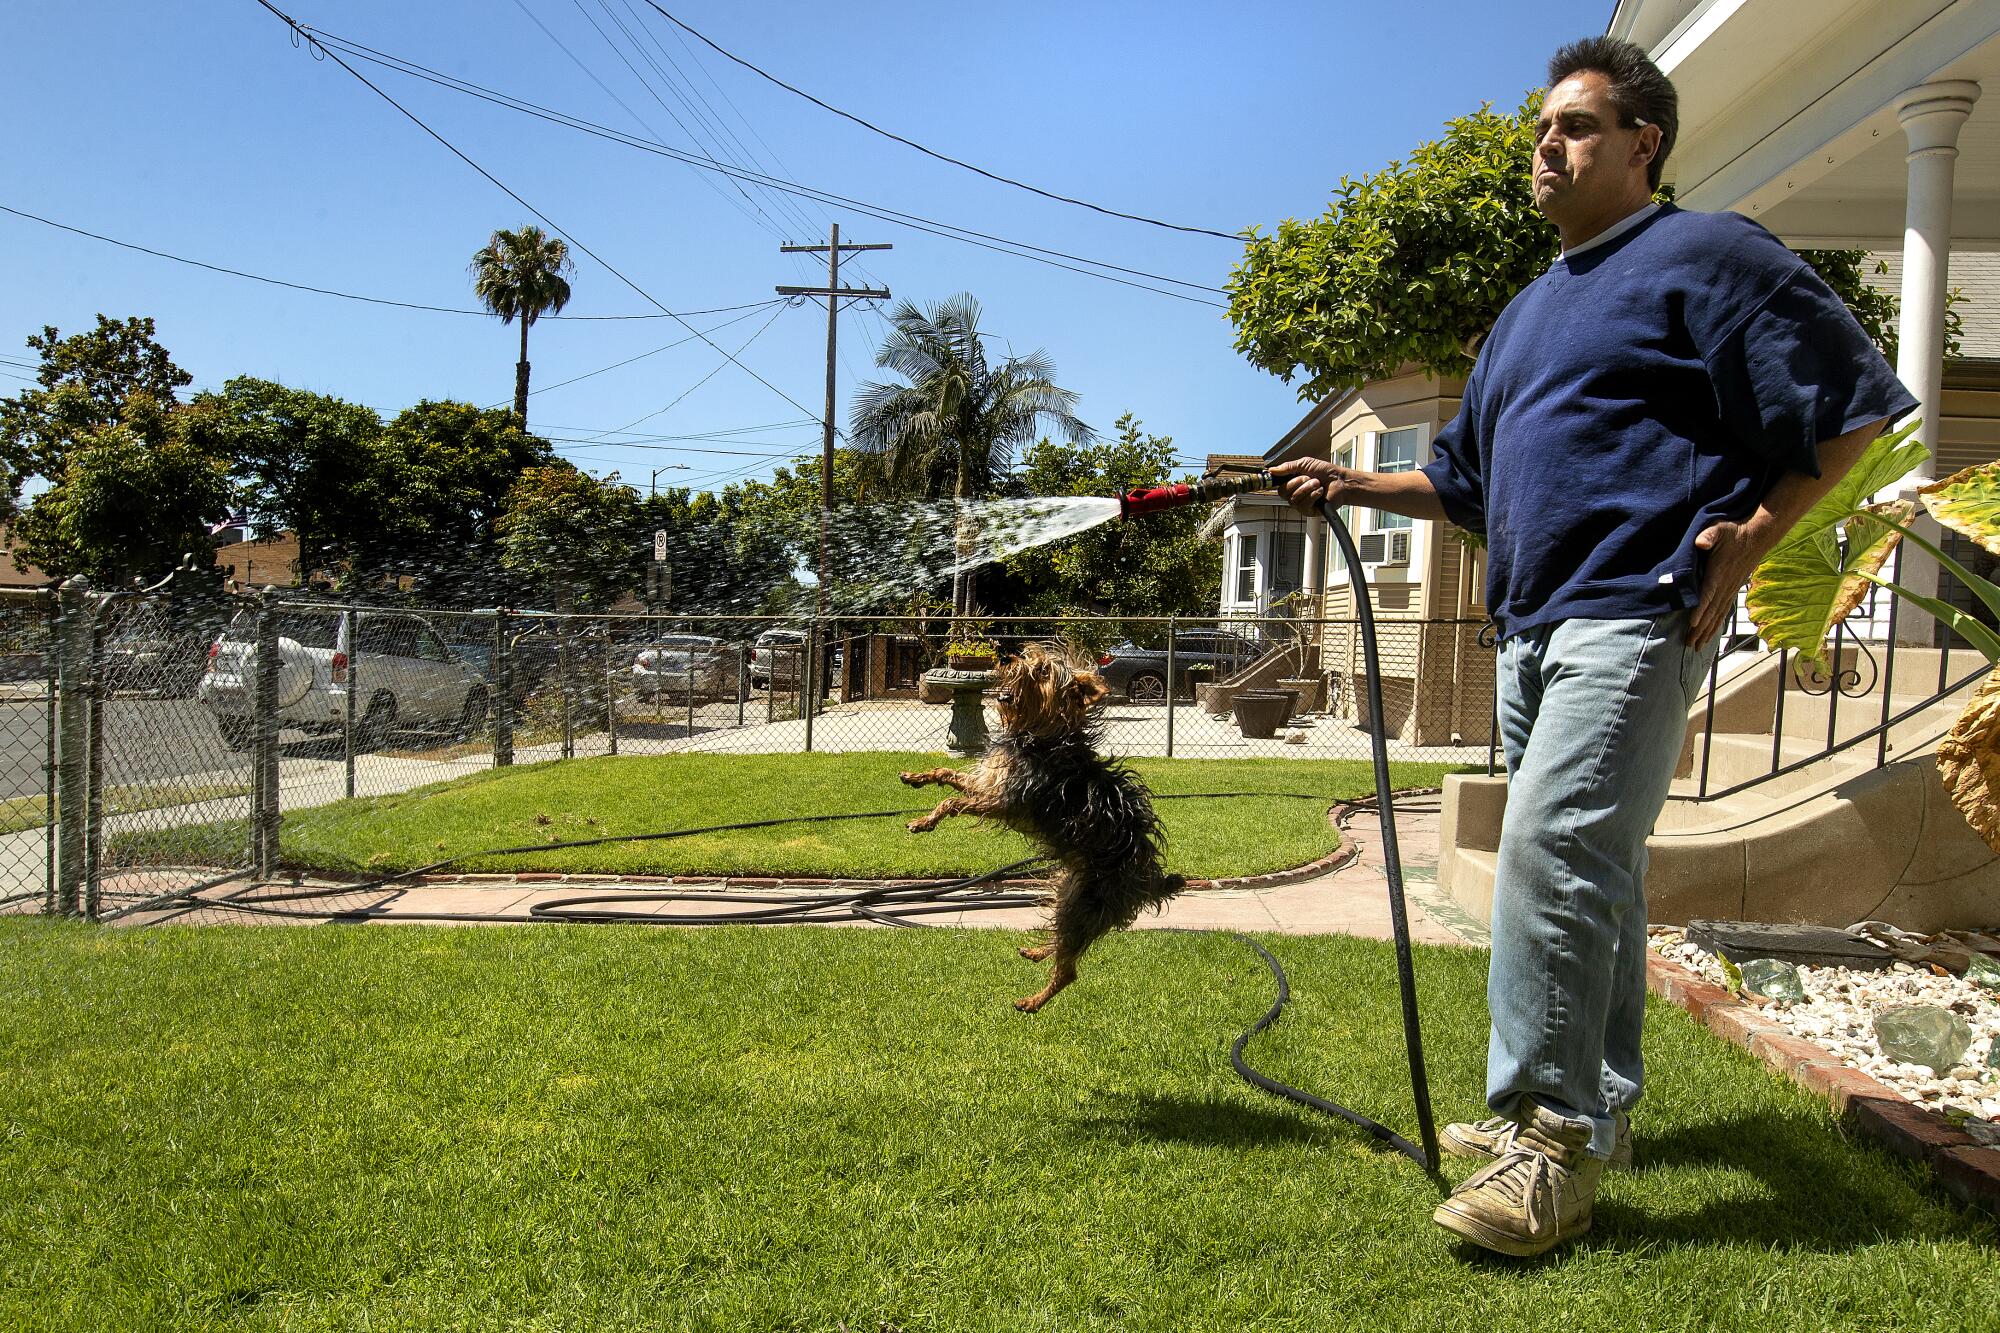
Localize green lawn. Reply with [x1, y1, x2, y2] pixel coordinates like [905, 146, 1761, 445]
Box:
[272, 753, 1465, 881]
[0, 920, 1991, 1331]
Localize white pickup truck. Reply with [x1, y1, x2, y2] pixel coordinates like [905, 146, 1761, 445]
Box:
[197, 609, 490, 750]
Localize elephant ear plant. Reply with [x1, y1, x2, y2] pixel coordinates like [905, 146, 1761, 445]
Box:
[1744, 419, 2000, 850]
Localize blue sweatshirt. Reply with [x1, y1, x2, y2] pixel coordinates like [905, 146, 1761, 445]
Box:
[1419, 204, 1917, 639]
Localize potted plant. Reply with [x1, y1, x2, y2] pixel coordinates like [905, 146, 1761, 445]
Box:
[945, 623, 999, 672]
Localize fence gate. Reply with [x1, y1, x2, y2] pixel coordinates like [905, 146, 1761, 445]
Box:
[0, 593, 54, 914]
[83, 590, 255, 920]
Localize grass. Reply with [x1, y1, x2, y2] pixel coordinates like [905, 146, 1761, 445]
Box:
[0, 780, 251, 833]
[269, 753, 1466, 881]
[0, 919, 1993, 1331]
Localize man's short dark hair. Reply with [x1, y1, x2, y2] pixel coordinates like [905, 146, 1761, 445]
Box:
[1548, 36, 1678, 191]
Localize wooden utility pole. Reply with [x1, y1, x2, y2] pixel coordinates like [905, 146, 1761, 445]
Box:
[776, 224, 891, 619]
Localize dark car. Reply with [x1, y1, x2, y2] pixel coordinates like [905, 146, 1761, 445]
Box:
[1096, 630, 1268, 702]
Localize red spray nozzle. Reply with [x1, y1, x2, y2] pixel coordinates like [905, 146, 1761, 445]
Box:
[1118, 470, 1276, 519]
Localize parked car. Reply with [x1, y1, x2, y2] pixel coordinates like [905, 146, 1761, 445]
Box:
[749, 628, 809, 691]
[197, 609, 490, 750]
[102, 629, 208, 698]
[631, 634, 739, 702]
[1096, 630, 1269, 702]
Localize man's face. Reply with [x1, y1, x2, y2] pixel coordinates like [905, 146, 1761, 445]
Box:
[1532, 71, 1659, 224]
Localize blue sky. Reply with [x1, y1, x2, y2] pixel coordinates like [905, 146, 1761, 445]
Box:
[2, 1, 1605, 495]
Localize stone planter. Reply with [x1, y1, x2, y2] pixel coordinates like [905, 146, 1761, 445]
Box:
[947, 652, 997, 672]
[1232, 691, 1291, 740]
[1194, 682, 1238, 717]
[918, 676, 955, 704]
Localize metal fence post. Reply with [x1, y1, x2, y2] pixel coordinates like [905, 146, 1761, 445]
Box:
[559, 628, 574, 760]
[492, 609, 513, 767]
[736, 644, 746, 728]
[803, 620, 817, 753]
[42, 593, 57, 915]
[84, 606, 107, 920]
[342, 607, 357, 800]
[54, 577, 91, 917]
[1165, 614, 1177, 758]
[605, 618, 619, 757]
[253, 587, 280, 880]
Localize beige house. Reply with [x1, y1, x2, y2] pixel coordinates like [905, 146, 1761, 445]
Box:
[1208, 369, 1492, 745]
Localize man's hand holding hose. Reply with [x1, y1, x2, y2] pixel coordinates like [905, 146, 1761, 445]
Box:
[1269, 458, 1451, 524]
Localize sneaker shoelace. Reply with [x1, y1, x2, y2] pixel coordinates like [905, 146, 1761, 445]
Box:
[1461, 1147, 1559, 1240]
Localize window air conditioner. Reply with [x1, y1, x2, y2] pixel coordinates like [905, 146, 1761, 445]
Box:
[1386, 531, 1411, 565]
[1357, 532, 1386, 563]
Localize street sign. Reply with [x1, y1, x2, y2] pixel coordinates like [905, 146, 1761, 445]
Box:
[653, 529, 668, 563]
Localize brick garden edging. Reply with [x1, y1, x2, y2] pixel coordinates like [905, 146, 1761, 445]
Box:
[1646, 953, 2000, 1215]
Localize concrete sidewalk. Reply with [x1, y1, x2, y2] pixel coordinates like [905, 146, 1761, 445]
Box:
[119, 795, 1487, 947]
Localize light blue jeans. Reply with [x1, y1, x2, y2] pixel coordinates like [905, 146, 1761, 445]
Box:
[1487, 613, 1717, 1158]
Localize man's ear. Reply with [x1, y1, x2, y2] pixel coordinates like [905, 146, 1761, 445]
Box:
[1635, 123, 1662, 173]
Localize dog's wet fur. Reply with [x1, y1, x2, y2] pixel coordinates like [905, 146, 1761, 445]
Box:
[901, 643, 1187, 1012]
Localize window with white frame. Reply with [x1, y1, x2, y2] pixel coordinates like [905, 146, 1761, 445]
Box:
[1271, 529, 1305, 599]
[1329, 438, 1358, 570]
[1371, 426, 1421, 531]
[1235, 532, 1258, 604]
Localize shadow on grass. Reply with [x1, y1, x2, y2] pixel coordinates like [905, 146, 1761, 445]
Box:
[1446, 1110, 1995, 1267]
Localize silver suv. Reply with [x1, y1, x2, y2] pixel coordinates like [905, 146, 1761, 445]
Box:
[198, 609, 489, 750]
[749, 628, 809, 691]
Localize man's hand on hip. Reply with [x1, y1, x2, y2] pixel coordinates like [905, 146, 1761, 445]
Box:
[1688, 520, 1768, 646]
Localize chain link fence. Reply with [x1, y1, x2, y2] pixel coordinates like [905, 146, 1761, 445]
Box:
[0, 594, 53, 913]
[23, 587, 1501, 920]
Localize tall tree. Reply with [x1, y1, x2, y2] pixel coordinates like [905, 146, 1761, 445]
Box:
[0, 315, 193, 520]
[199, 377, 383, 579]
[356, 400, 555, 596]
[469, 225, 575, 428]
[496, 464, 643, 611]
[849, 293, 1090, 613]
[10, 393, 231, 585]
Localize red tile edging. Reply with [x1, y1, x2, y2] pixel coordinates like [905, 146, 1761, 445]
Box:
[1645, 953, 1998, 1215]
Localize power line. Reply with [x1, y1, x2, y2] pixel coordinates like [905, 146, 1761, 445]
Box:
[251, 0, 827, 428]
[298, 26, 1227, 306]
[0, 201, 773, 322]
[564, 300, 789, 443]
[485, 300, 783, 407]
[637, 1, 1241, 242]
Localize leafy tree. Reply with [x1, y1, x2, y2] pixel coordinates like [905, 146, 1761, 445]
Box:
[0, 315, 192, 519]
[470, 225, 575, 429]
[849, 293, 1091, 614]
[355, 400, 554, 594]
[1002, 414, 1220, 626]
[496, 464, 644, 610]
[197, 377, 383, 579]
[1227, 92, 1941, 402]
[10, 393, 230, 585]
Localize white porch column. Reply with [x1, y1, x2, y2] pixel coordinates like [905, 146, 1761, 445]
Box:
[1891, 80, 1980, 643]
[1304, 523, 1325, 599]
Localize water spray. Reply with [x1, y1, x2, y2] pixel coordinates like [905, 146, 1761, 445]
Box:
[1118, 467, 1441, 1174]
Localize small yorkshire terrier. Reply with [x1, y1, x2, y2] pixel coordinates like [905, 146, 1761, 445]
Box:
[902, 643, 1186, 1012]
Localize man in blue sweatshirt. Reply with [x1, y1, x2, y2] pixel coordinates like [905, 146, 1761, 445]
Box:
[1273, 36, 1916, 1257]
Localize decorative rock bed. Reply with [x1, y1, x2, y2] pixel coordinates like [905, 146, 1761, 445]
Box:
[1649, 926, 2000, 1131]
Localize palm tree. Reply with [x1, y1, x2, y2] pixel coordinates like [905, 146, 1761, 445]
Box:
[850, 293, 1090, 614]
[469, 225, 575, 429]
